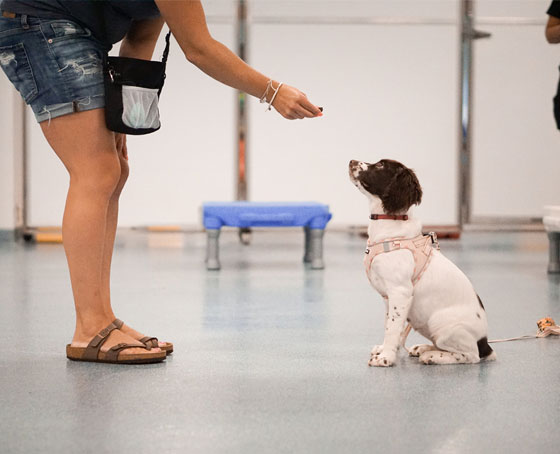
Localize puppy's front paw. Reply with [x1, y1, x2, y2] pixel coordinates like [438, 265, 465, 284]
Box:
[370, 345, 384, 357]
[368, 352, 396, 367]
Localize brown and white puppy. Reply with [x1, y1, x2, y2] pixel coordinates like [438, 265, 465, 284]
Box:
[349, 159, 496, 366]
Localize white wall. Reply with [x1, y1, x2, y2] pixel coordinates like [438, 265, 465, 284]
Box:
[248, 23, 459, 226]
[8, 0, 558, 229]
[472, 1, 560, 218]
[23, 0, 462, 228]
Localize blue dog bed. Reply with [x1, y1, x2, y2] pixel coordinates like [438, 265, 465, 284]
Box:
[202, 201, 332, 270]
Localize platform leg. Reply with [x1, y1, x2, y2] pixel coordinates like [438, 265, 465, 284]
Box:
[206, 229, 221, 270]
[309, 228, 325, 270]
[548, 232, 560, 274]
[303, 226, 312, 263]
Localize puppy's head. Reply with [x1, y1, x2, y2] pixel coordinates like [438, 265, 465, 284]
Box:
[348, 159, 422, 214]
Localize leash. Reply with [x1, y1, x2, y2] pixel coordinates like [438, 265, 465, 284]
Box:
[488, 317, 560, 343]
[401, 317, 560, 352]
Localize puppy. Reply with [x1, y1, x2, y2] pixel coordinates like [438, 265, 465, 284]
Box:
[349, 159, 496, 366]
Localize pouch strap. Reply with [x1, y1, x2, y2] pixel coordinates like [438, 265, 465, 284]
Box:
[161, 31, 171, 66]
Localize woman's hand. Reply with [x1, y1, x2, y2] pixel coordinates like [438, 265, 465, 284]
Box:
[270, 84, 323, 120]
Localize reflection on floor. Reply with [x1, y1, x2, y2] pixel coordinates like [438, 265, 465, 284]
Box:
[1, 230, 559, 453]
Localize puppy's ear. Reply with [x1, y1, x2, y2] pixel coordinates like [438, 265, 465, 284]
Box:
[381, 167, 423, 214]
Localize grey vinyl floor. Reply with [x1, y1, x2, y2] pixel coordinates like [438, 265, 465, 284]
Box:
[0, 229, 559, 454]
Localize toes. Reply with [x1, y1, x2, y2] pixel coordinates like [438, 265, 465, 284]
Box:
[368, 354, 394, 367]
[419, 352, 437, 365]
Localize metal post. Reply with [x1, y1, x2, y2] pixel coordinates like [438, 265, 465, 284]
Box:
[235, 0, 252, 244]
[13, 94, 28, 241]
[236, 0, 248, 201]
[458, 0, 491, 226]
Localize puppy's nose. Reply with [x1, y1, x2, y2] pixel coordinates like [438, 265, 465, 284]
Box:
[349, 160, 358, 167]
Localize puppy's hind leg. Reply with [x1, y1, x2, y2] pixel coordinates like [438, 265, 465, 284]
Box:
[404, 326, 437, 357]
[419, 327, 480, 365]
[409, 344, 437, 357]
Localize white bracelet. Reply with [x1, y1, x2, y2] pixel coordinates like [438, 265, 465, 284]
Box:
[259, 80, 273, 104]
[266, 82, 283, 111]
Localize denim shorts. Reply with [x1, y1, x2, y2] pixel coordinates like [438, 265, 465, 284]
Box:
[0, 14, 108, 123]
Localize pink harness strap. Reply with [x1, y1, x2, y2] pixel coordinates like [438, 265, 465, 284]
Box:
[364, 233, 439, 285]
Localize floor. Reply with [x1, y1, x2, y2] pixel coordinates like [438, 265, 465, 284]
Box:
[1, 229, 559, 453]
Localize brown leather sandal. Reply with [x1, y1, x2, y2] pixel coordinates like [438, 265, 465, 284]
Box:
[113, 319, 174, 355]
[66, 321, 167, 364]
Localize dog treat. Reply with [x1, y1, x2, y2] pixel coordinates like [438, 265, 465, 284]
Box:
[318, 107, 323, 112]
[537, 317, 557, 333]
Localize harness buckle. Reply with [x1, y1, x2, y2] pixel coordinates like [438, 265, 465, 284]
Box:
[429, 231, 440, 250]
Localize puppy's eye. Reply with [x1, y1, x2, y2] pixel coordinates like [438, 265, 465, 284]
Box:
[375, 162, 384, 169]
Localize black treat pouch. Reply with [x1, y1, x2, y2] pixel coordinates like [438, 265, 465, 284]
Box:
[103, 32, 170, 135]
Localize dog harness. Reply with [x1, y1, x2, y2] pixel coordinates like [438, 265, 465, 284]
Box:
[364, 232, 440, 286]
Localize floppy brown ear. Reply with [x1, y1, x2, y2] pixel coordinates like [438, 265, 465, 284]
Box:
[381, 167, 423, 214]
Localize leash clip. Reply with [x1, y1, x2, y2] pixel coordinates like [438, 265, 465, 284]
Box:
[429, 232, 440, 250]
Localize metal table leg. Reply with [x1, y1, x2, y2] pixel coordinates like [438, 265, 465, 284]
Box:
[548, 232, 560, 274]
[308, 228, 325, 270]
[206, 229, 221, 270]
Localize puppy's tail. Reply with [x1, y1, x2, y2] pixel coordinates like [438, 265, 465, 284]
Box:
[477, 336, 496, 361]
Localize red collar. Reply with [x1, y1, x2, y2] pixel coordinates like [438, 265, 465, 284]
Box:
[370, 214, 409, 221]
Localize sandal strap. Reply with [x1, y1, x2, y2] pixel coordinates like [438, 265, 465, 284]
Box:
[81, 322, 119, 360]
[139, 336, 159, 349]
[104, 342, 148, 362]
[113, 319, 159, 350]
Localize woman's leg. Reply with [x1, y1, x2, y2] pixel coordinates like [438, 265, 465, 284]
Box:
[100, 137, 128, 310]
[98, 138, 160, 342]
[40, 109, 153, 354]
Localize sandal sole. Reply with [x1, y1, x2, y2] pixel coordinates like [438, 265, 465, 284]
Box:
[161, 343, 173, 355]
[66, 345, 166, 365]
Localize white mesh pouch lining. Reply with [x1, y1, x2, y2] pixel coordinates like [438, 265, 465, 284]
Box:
[121, 85, 161, 129]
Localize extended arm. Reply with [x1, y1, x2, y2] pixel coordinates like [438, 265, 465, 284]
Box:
[155, 0, 322, 120]
[546, 15, 560, 43]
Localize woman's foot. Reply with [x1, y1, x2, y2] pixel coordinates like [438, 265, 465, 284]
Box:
[113, 319, 172, 353]
[68, 319, 166, 364]
[71, 319, 162, 356]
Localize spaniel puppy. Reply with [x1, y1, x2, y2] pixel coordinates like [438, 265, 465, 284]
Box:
[349, 159, 496, 367]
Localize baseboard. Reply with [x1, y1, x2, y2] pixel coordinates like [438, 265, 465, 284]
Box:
[0, 229, 14, 241]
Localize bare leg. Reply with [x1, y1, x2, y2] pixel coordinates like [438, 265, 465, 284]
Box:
[100, 134, 129, 311]
[99, 138, 165, 345]
[40, 109, 153, 355]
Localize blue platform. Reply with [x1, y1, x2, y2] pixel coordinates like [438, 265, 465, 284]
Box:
[203, 201, 332, 230]
[202, 202, 333, 270]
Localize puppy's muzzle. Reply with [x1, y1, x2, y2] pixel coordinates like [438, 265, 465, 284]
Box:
[349, 160, 362, 180]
